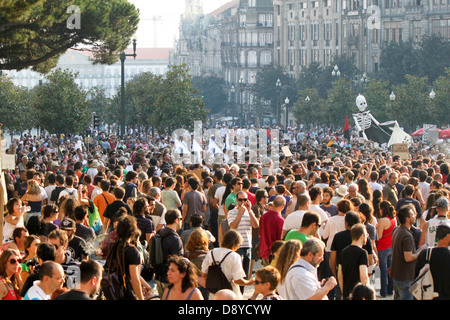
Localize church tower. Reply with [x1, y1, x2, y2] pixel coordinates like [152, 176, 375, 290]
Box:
[184, 0, 203, 19]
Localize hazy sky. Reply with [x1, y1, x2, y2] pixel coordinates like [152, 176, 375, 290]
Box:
[128, 0, 228, 48]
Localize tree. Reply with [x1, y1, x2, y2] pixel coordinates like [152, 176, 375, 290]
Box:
[389, 75, 431, 132]
[34, 68, 90, 134]
[378, 39, 419, 86]
[291, 88, 325, 128]
[252, 64, 297, 125]
[323, 78, 355, 128]
[0, 0, 139, 73]
[417, 34, 450, 84]
[428, 68, 450, 126]
[0, 75, 34, 133]
[361, 78, 391, 123]
[192, 75, 227, 115]
[152, 64, 208, 134]
[87, 86, 112, 127]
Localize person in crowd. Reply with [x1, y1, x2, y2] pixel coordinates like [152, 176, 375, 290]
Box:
[162, 255, 203, 300]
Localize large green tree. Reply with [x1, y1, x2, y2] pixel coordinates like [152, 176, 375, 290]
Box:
[34, 68, 90, 134]
[191, 74, 227, 115]
[152, 64, 208, 134]
[0, 0, 139, 73]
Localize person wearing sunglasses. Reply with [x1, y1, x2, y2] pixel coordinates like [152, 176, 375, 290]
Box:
[250, 266, 282, 300]
[227, 191, 259, 293]
[0, 249, 24, 300]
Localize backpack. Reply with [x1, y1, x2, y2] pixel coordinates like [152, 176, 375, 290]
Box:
[205, 250, 233, 294]
[409, 248, 439, 300]
[100, 245, 137, 300]
[149, 230, 165, 277]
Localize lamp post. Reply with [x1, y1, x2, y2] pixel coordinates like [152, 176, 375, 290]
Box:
[276, 78, 282, 126]
[120, 38, 137, 138]
[332, 64, 340, 78]
[285, 97, 290, 129]
[230, 85, 235, 121]
[390, 91, 395, 102]
[429, 89, 435, 99]
[239, 77, 245, 128]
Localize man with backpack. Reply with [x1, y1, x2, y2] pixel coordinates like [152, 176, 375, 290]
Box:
[152, 209, 184, 297]
[413, 222, 450, 300]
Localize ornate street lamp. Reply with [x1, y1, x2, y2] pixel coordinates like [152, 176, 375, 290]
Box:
[120, 38, 137, 138]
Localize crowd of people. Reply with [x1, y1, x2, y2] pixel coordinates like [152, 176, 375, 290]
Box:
[0, 125, 449, 301]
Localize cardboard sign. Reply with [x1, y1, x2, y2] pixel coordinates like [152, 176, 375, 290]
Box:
[281, 146, 293, 157]
[393, 143, 409, 160]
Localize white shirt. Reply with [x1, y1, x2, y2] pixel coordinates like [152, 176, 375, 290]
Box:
[280, 257, 327, 300]
[322, 215, 346, 252]
[309, 204, 330, 236]
[214, 186, 226, 217]
[227, 207, 253, 248]
[368, 181, 383, 192]
[201, 248, 246, 300]
[282, 210, 306, 232]
[23, 281, 51, 300]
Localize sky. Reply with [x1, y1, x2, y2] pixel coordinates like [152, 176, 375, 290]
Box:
[128, 0, 229, 48]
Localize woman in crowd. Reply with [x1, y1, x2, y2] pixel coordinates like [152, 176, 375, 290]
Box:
[376, 200, 397, 298]
[162, 255, 203, 300]
[0, 249, 24, 300]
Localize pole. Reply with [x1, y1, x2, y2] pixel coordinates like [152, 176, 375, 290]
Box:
[120, 39, 137, 139]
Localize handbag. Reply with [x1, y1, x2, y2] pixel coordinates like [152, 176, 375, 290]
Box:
[88, 203, 103, 235]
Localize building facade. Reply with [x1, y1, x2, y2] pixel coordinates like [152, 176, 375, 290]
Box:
[6, 48, 171, 98]
[274, 0, 450, 77]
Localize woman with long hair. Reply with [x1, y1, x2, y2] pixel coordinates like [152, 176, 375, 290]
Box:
[0, 249, 24, 300]
[20, 235, 41, 282]
[372, 189, 383, 219]
[274, 240, 302, 299]
[162, 255, 203, 300]
[104, 215, 152, 300]
[21, 179, 44, 225]
[2, 197, 26, 247]
[376, 200, 397, 298]
[357, 178, 373, 201]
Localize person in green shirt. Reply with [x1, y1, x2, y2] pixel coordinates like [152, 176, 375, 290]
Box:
[284, 211, 321, 244]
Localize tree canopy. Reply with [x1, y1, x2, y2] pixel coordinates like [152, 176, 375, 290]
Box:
[0, 0, 140, 73]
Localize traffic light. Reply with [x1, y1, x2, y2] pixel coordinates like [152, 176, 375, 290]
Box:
[93, 113, 100, 129]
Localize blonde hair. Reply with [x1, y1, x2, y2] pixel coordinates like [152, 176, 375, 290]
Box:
[27, 179, 41, 195]
[274, 240, 302, 283]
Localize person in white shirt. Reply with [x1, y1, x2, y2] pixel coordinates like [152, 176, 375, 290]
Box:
[23, 261, 65, 300]
[281, 194, 310, 240]
[280, 237, 337, 300]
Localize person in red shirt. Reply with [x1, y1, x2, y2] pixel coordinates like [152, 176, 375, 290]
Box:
[242, 178, 256, 206]
[259, 196, 286, 266]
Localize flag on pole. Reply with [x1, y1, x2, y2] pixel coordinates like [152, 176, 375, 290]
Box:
[344, 115, 350, 140]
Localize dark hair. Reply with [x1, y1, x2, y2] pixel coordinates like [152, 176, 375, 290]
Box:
[42, 204, 58, 219]
[79, 260, 103, 284]
[74, 205, 89, 221]
[36, 242, 57, 261]
[165, 177, 175, 188]
[189, 214, 203, 227]
[221, 229, 243, 249]
[308, 186, 322, 201]
[113, 187, 125, 199]
[350, 223, 366, 241]
[301, 211, 320, 227]
[6, 197, 20, 214]
[345, 211, 362, 228]
[38, 261, 60, 281]
[351, 283, 376, 300]
[436, 224, 450, 240]
[255, 189, 267, 203]
[167, 255, 198, 293]
[379, 200, 396, 219]
[165, 209, 181, 225]
[133, 197, 148, 217]
[187, 177, 200, 190]
[397, 204, 414, 225]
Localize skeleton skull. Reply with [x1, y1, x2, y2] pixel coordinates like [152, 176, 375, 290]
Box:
[356, 94, 367, 112]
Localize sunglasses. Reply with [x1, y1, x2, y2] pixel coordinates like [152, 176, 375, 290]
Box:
[237, 198, 248, 202]
[254, 279, 265, 285]
[8, 258, 22, 264]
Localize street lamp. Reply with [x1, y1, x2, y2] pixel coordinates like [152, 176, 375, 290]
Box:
[429, 89, 435, 99]
[239, 77, 245, 128]
[305, 95, 310, 102]
[390, 91, 396, 102]
[285, 97, 290, 129]
[229, 85, 235, 118]
[276, 78, 282, 126]
[120, 38, 137, 138]
[332, 64, 340, 77]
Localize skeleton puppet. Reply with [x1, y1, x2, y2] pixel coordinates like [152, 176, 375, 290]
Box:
[352, 94, 392, 144]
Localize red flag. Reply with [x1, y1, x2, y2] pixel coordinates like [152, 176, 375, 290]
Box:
[344, 115, 350, 140]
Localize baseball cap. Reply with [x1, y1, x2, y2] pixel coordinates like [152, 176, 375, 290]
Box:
[60, 217, 76, 230]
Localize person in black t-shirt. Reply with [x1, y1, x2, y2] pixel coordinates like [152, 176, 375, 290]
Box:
[103, 187, 132, 233]
[60, 217, 89, 262]
[338, 224, 370, 300]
